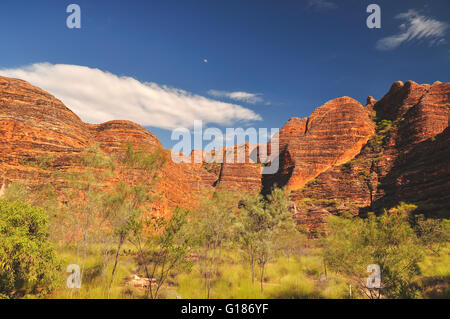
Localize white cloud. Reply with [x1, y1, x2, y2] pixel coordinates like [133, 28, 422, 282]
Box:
[307, 0, 337, 11]
[208, 90, 267, 104]
[0, 63, 261, 130]
[376, 9, 448, 51]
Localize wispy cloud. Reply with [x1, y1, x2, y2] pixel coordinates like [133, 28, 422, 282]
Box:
[376, 9, 448, 51]
[208, 90, 268, 105]
[307, 0, 337, 11]
[0, 63, 262, 130]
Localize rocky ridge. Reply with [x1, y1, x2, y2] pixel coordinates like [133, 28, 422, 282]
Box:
[1, 76, 448, 233]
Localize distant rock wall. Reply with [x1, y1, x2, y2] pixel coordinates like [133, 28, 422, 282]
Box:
[288, 81, 450, 234]
[263, 96, 375, 193]
[1, 75, 448, 235]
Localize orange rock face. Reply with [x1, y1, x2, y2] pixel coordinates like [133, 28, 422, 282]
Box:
[372, 81, 450, 213]
[0, 76, 259, 214]
[87, 120, 163, 153]
[214, 143, 262, 193]
[1, 75, 449, 235]
[289, 80, 450, 232]
[0, 76, 92, 184]
[0, 76, 202, 213]
[182, 144, 262, 194]
[263, 96, 375, 193]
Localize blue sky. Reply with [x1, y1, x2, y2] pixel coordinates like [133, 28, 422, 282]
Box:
[0, 0, 449, 149]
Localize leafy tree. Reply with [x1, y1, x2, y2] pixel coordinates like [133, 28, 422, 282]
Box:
[129, 207, 192, 299]
[0, 199, 60, 297]
[274, 227, 307, 260]
[189, 190, 240, 298]
[104, 182, 140, 297]
[106, 143, 166, 297]
[237, 187, 297, 293]
[236, 193, 265, 284]
[255, 188, 297, 293]
[2, 147, 116, 292]
[55, 145, 116, 286]
[414, 215, 450, 257]
[323, 207, 424, 299]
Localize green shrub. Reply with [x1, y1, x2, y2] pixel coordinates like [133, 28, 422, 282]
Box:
[323, 207, 424, 299]
[0, 199, 61, 297]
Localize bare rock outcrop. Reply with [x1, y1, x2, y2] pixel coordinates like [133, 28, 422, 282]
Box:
[1, 75, 448, 236]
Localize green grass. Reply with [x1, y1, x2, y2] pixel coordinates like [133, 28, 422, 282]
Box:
[174, 250, 349, 299]
[419, 245, 450, 278]
[416, 244, 450, 299]
[43, 243, 449, 299]
[49, 244, 143, 299]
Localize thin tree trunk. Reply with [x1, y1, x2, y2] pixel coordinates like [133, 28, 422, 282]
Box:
[260, 264, 265, 294]
[207, 243, 217, 299]
[251, 255, 255, 284]
[203, 245, 209, 298]
[80, 230, 88, 287]
[108, 235, 124, 298]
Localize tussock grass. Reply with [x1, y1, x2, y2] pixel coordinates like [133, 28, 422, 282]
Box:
[46, 244, 449, 299]
[174, 251, 349, 299]
[49, 245, 141, 299]
[417, 244, 450, 299]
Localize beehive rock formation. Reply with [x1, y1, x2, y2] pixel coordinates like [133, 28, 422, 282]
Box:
[1, 75, 448, 235]
[288, 81, 450, 233]
[0, 76, 92, 183]
[181, 144, 262, 194]
[263, 96, 376, 193]
[0, 76, 204, 212]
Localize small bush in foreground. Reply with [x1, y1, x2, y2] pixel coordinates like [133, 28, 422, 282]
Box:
[0, 199, 60, 297]
[323, 207, 424, 299]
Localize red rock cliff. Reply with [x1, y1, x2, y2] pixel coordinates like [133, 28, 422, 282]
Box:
[287, 81, 449, 234]
[1, 76, 448, 234]
[0, 76, 203, 213]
